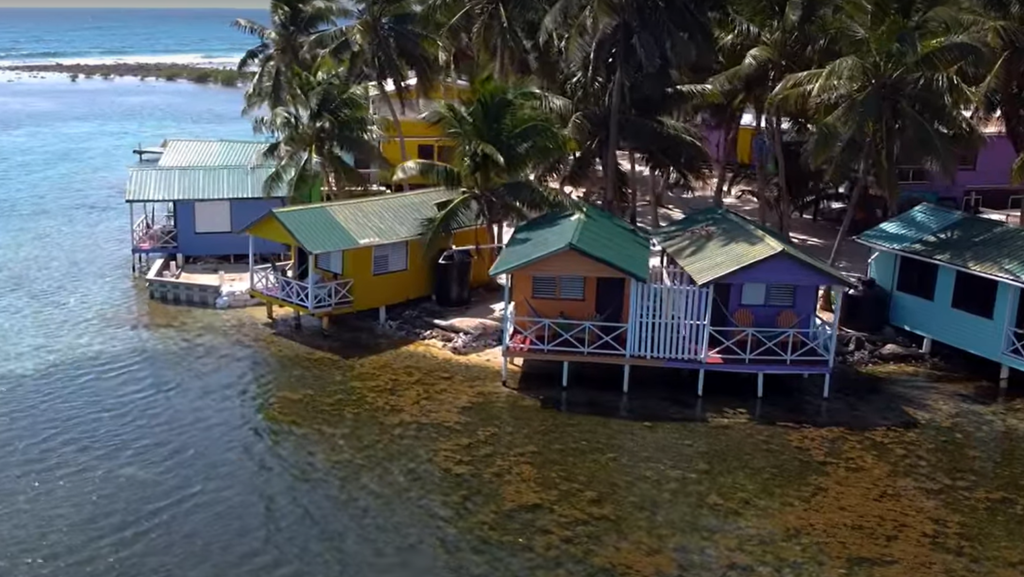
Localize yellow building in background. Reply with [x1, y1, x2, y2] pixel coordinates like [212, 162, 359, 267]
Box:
[369, 79, 469, 187]
[243, 188, 493, 322]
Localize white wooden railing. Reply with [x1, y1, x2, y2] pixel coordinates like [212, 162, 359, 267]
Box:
[508, 316, 630, 356]
[707, 325, 833, 363]
[132, 214, 177, 250]
[1004, 328, 1024, 361]
[251, 263, 354, 312]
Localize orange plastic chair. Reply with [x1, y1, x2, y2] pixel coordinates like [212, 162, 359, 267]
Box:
[732, 308, 756, 347]
[776, 310, 801, 350]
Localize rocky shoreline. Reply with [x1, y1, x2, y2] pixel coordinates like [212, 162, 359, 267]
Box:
[2, 63, 249, 86]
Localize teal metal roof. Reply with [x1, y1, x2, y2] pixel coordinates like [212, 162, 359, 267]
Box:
[655, 208, 849, 285]
[125, 166, 282, 202]
[856, 203, 1024, 286]
[257, 188, 474, 253]
[490, 207, 651, 280]
[157, 139, 271, 168]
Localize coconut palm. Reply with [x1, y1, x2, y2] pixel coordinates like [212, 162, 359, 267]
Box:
[541, 0, 714, 212]
[392, 77, 572, 247]
[330, 0, 441, 183]
[777, 0, 983, 264]
[712, 0, 844, 236]
[234, 0, 341, 115]
[257, 60, 384, 203]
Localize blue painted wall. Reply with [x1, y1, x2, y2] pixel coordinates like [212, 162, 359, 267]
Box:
[868, 250, 1023, 369]
[175, 198, 285, 257]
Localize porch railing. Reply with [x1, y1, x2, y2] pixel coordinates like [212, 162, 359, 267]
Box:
[1004, 328, 1024, 361]
[251, 263, 354, 312]
[508, 315, 630, 356]
[707, 324, 834, 364]
[132, 214, 177, 250]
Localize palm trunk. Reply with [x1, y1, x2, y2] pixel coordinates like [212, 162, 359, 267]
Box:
[378, 79, 410, 193]
[650, 172, 661, 228]
[771, 114, 791, 239]
[829, 153, 869, 266]
[604, 60, 624, 213]
[713, 120, 738, 208]
[629, 152, 638, 225]
[753, 108, 767, 225]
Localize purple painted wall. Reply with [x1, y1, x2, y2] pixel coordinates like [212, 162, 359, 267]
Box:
[900, 132, 1020, 208]
[711, 254, 838, 329]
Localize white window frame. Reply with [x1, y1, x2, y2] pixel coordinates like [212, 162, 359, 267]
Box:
[193, 200, 232, 234]
[372, 242, 408, 275]
[315, 251, 344, 275]
[740, 283, 767, 306]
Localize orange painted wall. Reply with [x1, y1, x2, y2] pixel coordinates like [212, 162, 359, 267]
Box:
[509, 249, 633, 323]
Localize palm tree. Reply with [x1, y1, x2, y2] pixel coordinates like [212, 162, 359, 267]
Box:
[331, 0, 441, 188]
[974, 0, 1024, 182]
[234, 0, 341, 115]
[777, 0, 983, 265]
[393, 77, 571, 247]
[541, 0, 714, 213]
[257, 60, 384, 203]
[712, 0, 844, 237]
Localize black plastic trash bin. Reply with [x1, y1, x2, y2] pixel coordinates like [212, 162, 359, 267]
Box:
[434, 249, 474, 307]
[841, 277, 889, 333]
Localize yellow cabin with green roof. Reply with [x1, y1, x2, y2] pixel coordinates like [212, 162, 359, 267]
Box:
[242, 188, 493, 318]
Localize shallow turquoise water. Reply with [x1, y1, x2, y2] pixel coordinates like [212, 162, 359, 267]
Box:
[2, 77, 1024, 577]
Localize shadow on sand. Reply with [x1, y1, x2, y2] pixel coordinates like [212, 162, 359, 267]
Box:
[263, 309, 418, 361]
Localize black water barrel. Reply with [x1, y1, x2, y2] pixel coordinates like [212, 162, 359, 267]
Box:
[841, 277, 889, 333]
[434, 249, 474, 307]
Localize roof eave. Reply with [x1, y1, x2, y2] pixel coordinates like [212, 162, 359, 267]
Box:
[857, 239, 1024, 289]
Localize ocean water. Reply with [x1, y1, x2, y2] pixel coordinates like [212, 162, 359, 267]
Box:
[0, 8, 265, 66]
[1, 10, 1024, 577]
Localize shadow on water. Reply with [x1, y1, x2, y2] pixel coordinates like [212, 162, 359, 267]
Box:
[515, 360, 939, 429]
[259, 309, 418, 360]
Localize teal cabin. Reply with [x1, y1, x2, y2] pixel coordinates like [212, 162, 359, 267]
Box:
[857, 203, 1024, 382]
[126, 139, 286, 259]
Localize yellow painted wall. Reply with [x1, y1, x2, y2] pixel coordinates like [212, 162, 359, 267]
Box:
[378, 118, 455, 186]
[246, 215, 296, 245]
[736, 126, 755, 165]
[317, 225, 493, 314]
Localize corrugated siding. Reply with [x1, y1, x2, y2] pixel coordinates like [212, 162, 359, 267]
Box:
[126, 167, 282, 202]
[272, 188, 475, 254]
[158, 139, 271, 167]
[858, 203, 1024, 285]
[490, 207, 650, 280]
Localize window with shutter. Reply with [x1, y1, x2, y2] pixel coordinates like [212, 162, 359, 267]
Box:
[559, 276, 586, 300]
[740, 283, 767, 305]
[766, 284, 796, 307]
[315, 251, 344, 275]
[532, 276, 558, 299]
[193, 200, 232, 233]
[531, 275, 585, 300]
[372, 242, 408, 275]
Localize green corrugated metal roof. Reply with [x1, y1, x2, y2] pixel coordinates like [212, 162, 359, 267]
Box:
[490, 207, 651, 280]
[655, 208, 849, 285]
[856, 203, 1024, 285]
[125, 166, 282, 202]
[157, 139, 271, 167]
[258, 188, 473, 253]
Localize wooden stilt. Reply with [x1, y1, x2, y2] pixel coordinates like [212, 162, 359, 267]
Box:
[293, 311, 301, 329]
[823, 373, 831, 399]
[757, 372, 764, 398]
[622, 364, 631, 393]
[1000, 364, 1010, 389]
[266, 302, 274, 321]
[697, 369, 705, 397]
[321, 316, 330, 332]
[922, 337, 933, 354]
[562, 361, 569, 388]
[501, 356, 508, 387]
[378, 305, 387, 326]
